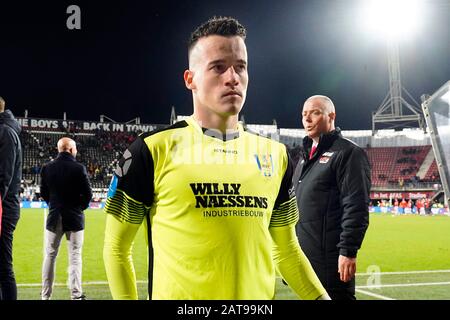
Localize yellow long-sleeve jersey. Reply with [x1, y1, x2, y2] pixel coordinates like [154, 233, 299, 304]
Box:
[104, 117, 326, 300]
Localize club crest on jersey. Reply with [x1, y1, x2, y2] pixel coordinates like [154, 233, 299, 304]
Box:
[254, 154, 274, 177]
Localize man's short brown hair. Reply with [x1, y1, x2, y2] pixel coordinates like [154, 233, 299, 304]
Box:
[188, 16, 247, 57]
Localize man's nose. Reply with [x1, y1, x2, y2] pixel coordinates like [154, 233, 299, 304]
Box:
[224, 66, 239, 86]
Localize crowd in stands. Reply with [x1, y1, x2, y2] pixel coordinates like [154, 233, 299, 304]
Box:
[285, 144, 442, 188]
[402, 147, 421, 155]
[19, 126, 446, 207]
[77, 130, 138, 187]
[20, 128, 139, 201]
[365, 145, 441, 188]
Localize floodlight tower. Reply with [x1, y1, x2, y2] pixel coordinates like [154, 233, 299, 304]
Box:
[365, 0, 425, 132]
[371, 38, 424, 131]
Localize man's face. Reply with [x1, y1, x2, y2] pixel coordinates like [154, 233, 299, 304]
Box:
[302, 98, 334, 140]
[185, 35, 248, 118]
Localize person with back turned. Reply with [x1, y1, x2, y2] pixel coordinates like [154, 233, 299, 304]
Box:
[293, 95, 371, 300]
[0, 96, 22, 300]
[40, 137, 92, 300]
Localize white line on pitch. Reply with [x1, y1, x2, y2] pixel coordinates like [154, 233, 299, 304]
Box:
[357, 281, 450, 289]
[356, 289, 395, 300]
[357, 269, 450, 276]
[18, 280, 148, 287]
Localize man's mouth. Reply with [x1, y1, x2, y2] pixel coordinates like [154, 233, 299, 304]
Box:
[222, 91, 241, 98]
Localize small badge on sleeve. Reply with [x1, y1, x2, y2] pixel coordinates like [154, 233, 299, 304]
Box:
[107, 175, 118, 198]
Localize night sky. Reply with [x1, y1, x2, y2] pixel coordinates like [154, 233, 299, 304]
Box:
[1, 0, 449, 129]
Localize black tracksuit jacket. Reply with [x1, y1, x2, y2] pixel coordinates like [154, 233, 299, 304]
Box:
[40, 152, 92, 232]
[293, 128, 371, 294]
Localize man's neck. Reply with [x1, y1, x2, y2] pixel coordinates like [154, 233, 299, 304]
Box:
[192, 111, 239, 134]
[312, 127, 335, 144]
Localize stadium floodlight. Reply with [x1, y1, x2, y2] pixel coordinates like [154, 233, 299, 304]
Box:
[364, 0, 426, 131]
[363, 0, 422, 41]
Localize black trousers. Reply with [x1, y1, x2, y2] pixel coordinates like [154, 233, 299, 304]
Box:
[326, 277, 356, 300]
[0, 214, 20, 300]
[328, 289, 356, 300]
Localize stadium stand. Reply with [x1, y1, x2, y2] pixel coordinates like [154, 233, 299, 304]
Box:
[18, 117, 443, 207]
[21, 130, 119, 189]
[19, 123, 145, 201]
[366, 146, 435, 187]
[424, 159, 440, 181]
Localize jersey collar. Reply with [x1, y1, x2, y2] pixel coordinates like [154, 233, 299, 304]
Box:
[187, 116, 243, 142]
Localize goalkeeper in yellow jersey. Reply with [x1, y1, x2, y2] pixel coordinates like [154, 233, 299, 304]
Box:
[103, 16, 330, 300]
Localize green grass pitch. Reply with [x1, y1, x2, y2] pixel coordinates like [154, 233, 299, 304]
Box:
[12, 209, 450, 300]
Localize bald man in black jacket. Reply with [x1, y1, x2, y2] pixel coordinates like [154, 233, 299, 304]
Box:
[293, 95, 371, 300]
[40, 137, 92, 300]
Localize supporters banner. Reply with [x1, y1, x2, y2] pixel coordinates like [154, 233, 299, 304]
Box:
[370, 191, 435, 200]
[20, 201, 48, 209]
[370, 206, 449, 215]
[89, 202, 106, 209]
[17, 117, 160, 133]
[20, 201, 105, 209]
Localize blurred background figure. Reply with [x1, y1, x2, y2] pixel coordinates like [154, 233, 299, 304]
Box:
[0, 96, 22, 300]
[40, 137, 92, 300]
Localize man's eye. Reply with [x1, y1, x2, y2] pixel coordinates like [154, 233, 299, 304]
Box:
[235, 65, 246, 72]
[212, 65, 225, 72]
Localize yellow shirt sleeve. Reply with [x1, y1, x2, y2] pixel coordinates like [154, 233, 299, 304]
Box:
[103, 214, 142, 300]
[269, 225, 328, 300]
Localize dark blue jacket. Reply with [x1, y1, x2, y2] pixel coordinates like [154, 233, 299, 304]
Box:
[0, 110, 22, 220]
[40, 152, 92, 232]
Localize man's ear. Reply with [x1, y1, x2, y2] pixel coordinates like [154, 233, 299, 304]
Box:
[184, 70, 195, 90]
[328, 112, 336, 122]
